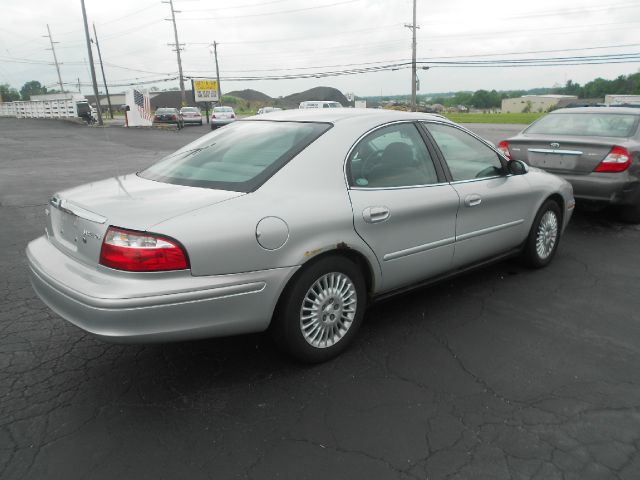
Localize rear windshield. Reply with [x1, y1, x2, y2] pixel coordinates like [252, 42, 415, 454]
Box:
[156, 108, 175, 114]
[525, 113, 639, 138]
[181, 107, 199, 112]
[214, 107, 233, 112]
[139, 120, 331, 192]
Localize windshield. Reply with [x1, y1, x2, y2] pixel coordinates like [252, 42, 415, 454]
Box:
[139, 120, 331, 192]
[525, 112, 639, 138]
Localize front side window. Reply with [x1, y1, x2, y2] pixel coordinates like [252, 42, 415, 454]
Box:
[347, 123, 439, 188]
[425, 123, 504, 182]
[140, 120, 331, 192]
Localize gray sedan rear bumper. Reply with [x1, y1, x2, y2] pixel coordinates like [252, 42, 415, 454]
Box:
[26, 236, 297, 343]
[558, 172, 640, 206]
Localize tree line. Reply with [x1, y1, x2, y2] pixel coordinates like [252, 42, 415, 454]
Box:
[0, 80, 56, 102]
[380, 71, 640, 110]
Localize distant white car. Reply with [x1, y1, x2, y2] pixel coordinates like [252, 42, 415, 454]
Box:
[211, 106, 236, 129]
[257, 107, 283, 115]
[299, 101, 343, 109]
[180, 106, 203, 126]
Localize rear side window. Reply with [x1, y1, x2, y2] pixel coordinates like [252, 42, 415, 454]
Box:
[525, 113, 639, 137]
[139, 120, 331, 192]
[347, 123, 439, 188]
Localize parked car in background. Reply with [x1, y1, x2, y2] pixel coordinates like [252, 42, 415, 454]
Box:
[211, 106, 236, 129]
[153, 107, 184, 129]
[257, 107, 283, 114]
[180, 106, 203, 126]
[499, 107, 640, 222]
[27, 109, 574, 363]
[299, 101, 343, 109]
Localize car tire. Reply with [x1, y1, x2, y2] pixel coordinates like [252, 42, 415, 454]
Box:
[522, 199, 562, 268]
[615, 203, 640, 224]
[271, 255, 367, 363]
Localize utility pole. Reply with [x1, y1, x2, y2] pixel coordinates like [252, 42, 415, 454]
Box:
[44, 25, 65, 93]
[404, 0, 419, 111]
[213, 41, 222, 105]
[164, 0, 186, 106]
[80, 0, 103, 125]
[92, 23, 113, 119]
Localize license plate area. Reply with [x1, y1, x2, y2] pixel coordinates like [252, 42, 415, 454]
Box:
[528, 152, 578, 170]
[50, 207, 79, 252]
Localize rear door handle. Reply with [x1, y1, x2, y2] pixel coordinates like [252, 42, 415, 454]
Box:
[363, 206, 390, 223]
[464, 194, 482, 207]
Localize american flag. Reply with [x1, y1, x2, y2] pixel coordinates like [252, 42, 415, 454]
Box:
[133, 89, 152, 121]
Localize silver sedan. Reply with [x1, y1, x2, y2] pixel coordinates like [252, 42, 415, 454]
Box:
[27, 109, 574, 362]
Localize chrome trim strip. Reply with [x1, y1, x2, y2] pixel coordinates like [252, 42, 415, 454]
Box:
[350, 182, 450, 191]
[456, 219, 524, 242]
[384, 236, 455, 261]
[528, 148, 583, 155]
[57, 199, 107, 224]
[449, 175, 503, 185]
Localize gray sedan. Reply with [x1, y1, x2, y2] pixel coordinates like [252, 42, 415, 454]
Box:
[27, 109, 574, 362]
[500, 107, 640, 222]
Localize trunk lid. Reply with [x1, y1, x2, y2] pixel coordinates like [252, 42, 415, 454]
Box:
[46, 173, 243, 267]
[508, 136, 617, 174]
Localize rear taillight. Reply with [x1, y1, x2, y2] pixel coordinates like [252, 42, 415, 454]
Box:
[211, 114, 216, 118]
[497, 140, 511, 160]
[171, 114, 177, 120]
[231, 114, 235, 118]
[99, 227, 188, 272]
[594, 146, 632, 173]
[154, 115, 160, 120]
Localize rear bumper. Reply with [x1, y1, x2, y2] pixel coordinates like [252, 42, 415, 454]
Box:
[555, 172, 639, 206]
[211, 118, 235, 127]
[26, 236, 297, 343]
[183, 117, 202, 124]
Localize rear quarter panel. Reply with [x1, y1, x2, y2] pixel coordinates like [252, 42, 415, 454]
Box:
[150, 125, 382, 287]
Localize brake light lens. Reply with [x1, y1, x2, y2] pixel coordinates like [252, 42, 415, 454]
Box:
[99, 227, 188, 272]
[498, 140, 512, 160]
[231, 113, 235, 118]
[594, 146, 632, 173]
[171, 114, 177, 120]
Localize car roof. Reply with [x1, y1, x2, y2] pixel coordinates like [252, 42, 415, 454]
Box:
[551, 106, 640, 115]
[246, 107, 452, 125]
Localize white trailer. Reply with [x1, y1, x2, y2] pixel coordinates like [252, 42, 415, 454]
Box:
[0, 94, 88, 119]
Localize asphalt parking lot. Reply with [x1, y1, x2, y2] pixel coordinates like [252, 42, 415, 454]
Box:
[1, 117, 639, 480]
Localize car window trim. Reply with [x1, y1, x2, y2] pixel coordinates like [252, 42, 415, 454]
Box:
[343, 120, 447, 190]
[418, 120, 511, 183]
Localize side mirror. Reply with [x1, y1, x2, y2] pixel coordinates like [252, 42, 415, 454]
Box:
[508, 159, 528, 175]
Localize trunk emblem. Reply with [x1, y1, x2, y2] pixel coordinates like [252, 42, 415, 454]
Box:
[82, 229, 102, 241]
[550, 142, 560, 149]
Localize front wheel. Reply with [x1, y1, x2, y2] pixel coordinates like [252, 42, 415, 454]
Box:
[271, 256, 366, 363]
[522, 199, 562, 268]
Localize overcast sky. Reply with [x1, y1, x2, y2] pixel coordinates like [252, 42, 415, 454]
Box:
[1, 0, 639, 98]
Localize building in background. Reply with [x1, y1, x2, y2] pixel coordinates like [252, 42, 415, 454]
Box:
[501, 95, 578, 113]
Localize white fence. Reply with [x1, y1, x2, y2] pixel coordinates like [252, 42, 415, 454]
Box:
[0, 98, 81, 119]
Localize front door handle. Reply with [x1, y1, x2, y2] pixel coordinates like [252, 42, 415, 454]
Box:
[363, 206, 390, 223]
[464, 194, 482, 207]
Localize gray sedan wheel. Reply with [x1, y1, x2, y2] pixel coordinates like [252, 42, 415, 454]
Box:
[272, 255, 366, 363]
[522, 199, 562, 268]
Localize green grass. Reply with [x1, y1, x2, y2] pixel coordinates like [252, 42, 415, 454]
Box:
[442, 112, 545, 124]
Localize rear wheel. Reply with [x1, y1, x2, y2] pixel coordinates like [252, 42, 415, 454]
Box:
[272, 256, 366, 363]
[522, 199, 562, 268]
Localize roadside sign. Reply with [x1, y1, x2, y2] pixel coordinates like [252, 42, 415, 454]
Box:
[192, 79, 219, 102]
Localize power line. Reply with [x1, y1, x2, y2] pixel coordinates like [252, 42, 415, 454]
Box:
[179, 0, 360, 20]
